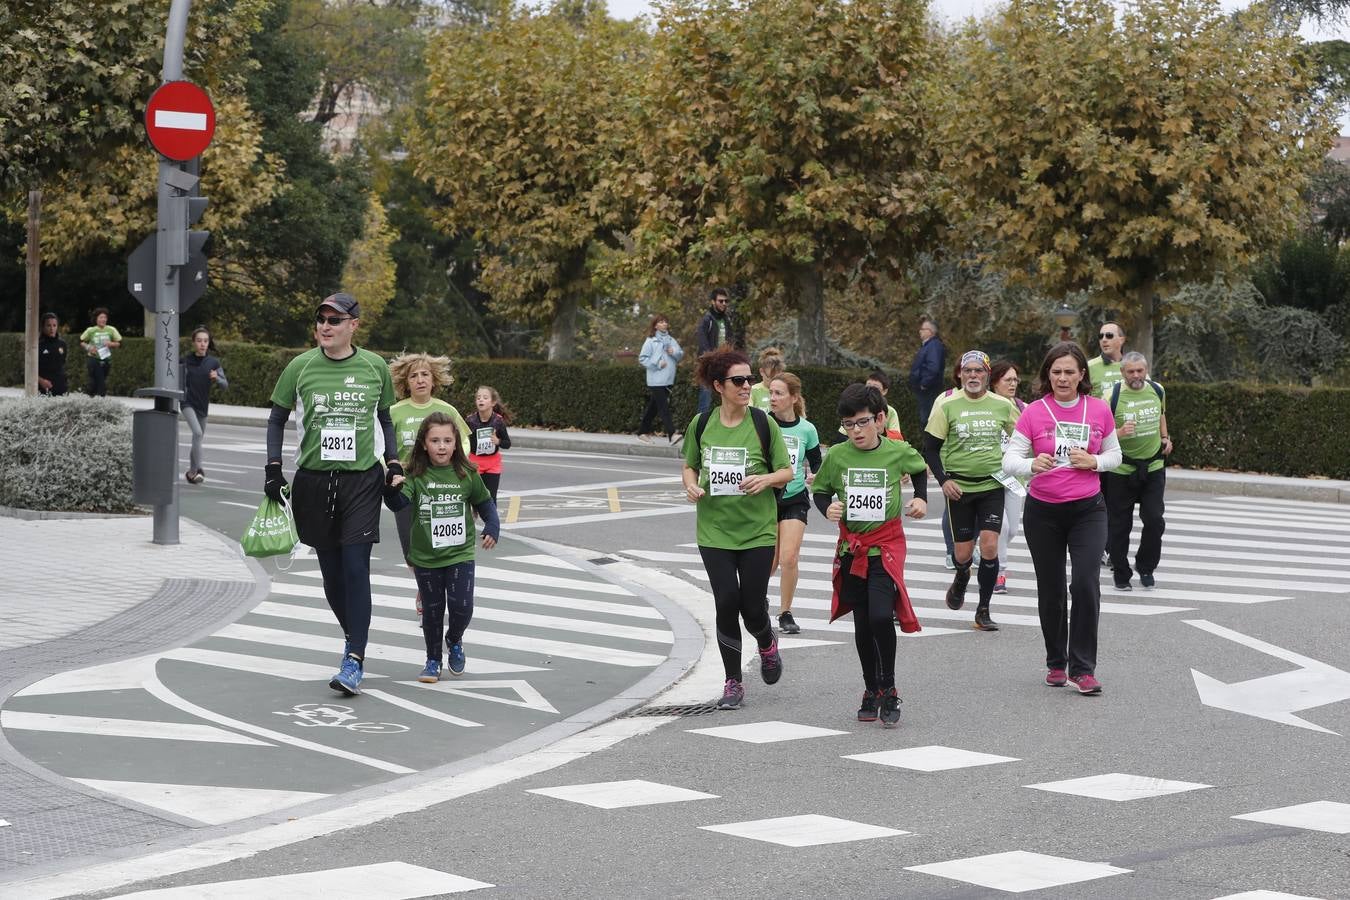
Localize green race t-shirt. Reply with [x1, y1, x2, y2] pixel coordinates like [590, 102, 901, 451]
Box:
[1112, 381, 1166, 475]
[775, 416, 820, 499]
[684, 410, 791, 550]
[885, 404, 900, 434]
[812, 436, 927, 554]
[400, 465, 492, 568]
[390, 398, 470, 467]
[80, 326, 122, 360]
[924, 391, 1017, 493]
[270, 347, 395, 471]
[1088, 356, 1122, 399]
[749, 382, 772, 411]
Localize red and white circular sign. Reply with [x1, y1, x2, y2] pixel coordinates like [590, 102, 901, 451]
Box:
[144, 81, 216, 161]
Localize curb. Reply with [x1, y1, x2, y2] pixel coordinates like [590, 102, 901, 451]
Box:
[1166, 470, 1350, 505]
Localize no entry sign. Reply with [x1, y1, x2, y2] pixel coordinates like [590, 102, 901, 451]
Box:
[144, 81, 215, 161]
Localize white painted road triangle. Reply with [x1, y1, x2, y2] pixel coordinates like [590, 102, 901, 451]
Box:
[153, 110, 208, 130]
[0, 711, 269, 746]
[107, 861, 492, 898]
[72, 779, 328, 826]
[409, 678, 558, 713]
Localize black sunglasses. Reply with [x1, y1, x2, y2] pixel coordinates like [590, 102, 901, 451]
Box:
[721, 375, 753, 386]
[316, 314, 353, 326]
[1099, 331, 1116, 339]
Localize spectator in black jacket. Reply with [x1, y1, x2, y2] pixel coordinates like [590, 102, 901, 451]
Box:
[37, 312, 68, 396]
[695, 287, 745, 413]
[908, 315, 946, 429]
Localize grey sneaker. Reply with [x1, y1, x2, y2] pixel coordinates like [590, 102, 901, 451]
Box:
[878, 688, 902, 728]
[778, 612, 800, 635]
[717, 679, 745, 710]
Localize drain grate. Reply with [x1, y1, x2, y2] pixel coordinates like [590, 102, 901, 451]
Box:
[589, 557, 618, 565]
[626, 704, 720, 717]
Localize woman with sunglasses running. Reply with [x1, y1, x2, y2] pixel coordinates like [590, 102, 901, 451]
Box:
[683, 348, 794, 710]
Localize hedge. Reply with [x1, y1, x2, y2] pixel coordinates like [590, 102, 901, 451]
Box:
[4, 332, 1349, 478]
[0, 394, 135, 512]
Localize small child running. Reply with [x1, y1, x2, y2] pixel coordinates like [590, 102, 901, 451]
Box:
[812, 384, 928, 728]
[466, 385, 512, 503]
[388, 412, 500, 682]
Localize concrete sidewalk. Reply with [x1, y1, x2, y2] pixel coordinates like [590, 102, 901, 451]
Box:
[4, 386, 1348, 502]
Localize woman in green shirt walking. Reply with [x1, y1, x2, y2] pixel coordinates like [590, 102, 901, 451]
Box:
[682, 348, 794, 710]
[79, 308, 122, 397]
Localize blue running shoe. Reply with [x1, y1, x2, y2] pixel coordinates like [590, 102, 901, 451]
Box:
[447, 642, 466, 676]
[418, 659, 441, 683]
[329, 655, 363, 696]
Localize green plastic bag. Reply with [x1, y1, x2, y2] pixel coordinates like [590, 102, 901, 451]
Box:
[241, 492, 298, 559]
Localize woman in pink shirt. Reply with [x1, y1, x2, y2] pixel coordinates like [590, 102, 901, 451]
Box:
[1002, 342, 1121, 695]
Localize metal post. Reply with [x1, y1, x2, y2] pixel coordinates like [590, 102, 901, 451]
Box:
[23, 191, 40, 397]
[149, 0, 194, 545]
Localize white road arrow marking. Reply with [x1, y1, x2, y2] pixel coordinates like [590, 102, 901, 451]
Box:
[1186, 619, 1350, 734]
[154, 110, 207, 130]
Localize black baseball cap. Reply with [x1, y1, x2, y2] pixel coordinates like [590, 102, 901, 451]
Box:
[317, 292, 360, 318]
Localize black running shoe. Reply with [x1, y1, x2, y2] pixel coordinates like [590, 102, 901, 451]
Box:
[878, 688, 902, 728]
[1140, 573, 1155, 589]
[974, 606, 999, 631]
[945, 569, 970, 610]
[857, 690, 878, 722]
[778, 612, 800, 635]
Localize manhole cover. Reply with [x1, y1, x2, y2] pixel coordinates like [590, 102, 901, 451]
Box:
[626, 704, 720, 717]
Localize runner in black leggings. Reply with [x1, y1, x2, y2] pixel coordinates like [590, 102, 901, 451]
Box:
[682, 348, 794, 710]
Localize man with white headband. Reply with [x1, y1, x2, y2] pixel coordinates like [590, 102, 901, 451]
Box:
[922, 350, 1020, 630]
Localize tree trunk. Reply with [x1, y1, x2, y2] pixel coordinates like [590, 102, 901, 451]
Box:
[23, 190, 40, 397]
[546, 290, 580, 361]
[1130, 283, 1155, 365]
[791, 265, 827, 366]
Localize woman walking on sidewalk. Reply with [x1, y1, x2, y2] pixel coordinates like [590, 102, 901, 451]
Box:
[181, 326, 229, 484]
[387, 413, 499, 682]
[466, 385, 512, 503]
[767, 373, 820, 635]
[1002, 342, 1120, 695]
[636, 314, 683, 443]
[683, 348, 794, 710]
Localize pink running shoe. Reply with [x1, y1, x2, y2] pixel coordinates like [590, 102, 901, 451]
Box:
[717, 679, 745, 710]
[1045, 668, 1068, 687]
[1069, 673, 1102, 695]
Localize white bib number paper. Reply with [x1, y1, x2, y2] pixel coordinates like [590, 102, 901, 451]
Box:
[430, 501, 467, 549]
[707, 446, 747, 496]
[320, 426, 356, 462]
[846, 468, 887, 522]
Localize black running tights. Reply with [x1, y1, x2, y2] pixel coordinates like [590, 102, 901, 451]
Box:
[698, 545, 775, 681]
[840, 554, 898, 692]
[316, 543, 373, 658]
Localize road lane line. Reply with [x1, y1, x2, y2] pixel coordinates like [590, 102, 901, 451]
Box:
[608, 486, 621, 512]
[0, 711, 271, 745]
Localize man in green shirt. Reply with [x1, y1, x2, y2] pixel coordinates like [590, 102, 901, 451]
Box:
[1087, 322, 1126, 399]
[922, 350, 1018, 630]
[1104, 352, 1172, 591]
[263, 292, 403, 696]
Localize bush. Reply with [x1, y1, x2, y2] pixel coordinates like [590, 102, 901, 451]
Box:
[0, 395, 136, 512]
[6, 333, 1350, 477]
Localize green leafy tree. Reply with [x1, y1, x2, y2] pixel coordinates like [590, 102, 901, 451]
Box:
[411, 1, 646, 359]
[938, 0, 1335, 362]
[623, 0, 940, 366]
[339, 194, 398, 334]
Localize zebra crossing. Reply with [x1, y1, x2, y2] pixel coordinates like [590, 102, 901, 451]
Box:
[619, 494, 1350, 632]
[0, 543, 674, 828]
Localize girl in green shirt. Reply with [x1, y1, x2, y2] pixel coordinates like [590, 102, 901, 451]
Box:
[682, 349, 794, 711]
[767, 373, 821, 636]
[79, 308, 121, 397]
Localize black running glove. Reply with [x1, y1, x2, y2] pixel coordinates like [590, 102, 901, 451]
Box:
[264, 462, 287, 503]
[385, 460, 404, 485]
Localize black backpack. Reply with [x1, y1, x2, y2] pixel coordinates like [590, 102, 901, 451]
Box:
[1108, 379, 1163, 413]
[691, 406, 783, 500]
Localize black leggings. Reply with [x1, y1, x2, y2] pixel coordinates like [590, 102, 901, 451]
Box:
[87, 358, 110, 397]
[480, 472, 501, 503]
[414, 561, 475, 661]
[840, 554, 899, 691]
[698, 546, 775, 681]
[638, 385, 674, 436]
[1023, 493, 1107, 677]
[315, 543, 373, 658]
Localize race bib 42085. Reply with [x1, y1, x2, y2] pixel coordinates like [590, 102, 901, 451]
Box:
[430, 501, 467, 549]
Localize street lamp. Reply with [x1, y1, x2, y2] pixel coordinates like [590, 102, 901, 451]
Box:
[1053, 303, 1076, 343]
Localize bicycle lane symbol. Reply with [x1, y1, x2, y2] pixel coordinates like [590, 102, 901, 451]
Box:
[274, 703, 409, 734]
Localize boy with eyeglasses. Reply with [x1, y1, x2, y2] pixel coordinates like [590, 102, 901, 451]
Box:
[263, 292, 403, 696]
[812, 384, 928, 727]
[1088, 323, 1126, 399]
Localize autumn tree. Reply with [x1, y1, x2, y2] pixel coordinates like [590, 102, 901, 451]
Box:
[937, 0, 1335, 361]
[622, 0, 940, 365]
[411, 1, 644, 360]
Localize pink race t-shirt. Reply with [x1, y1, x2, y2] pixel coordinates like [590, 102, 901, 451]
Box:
[1015, 394, 1116, 504]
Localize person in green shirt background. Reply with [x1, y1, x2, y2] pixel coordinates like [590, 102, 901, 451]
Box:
[79, 308, 122, 397]
[866, 369, 902, 437]
[749, 346, 784, 412]
[767, 372, 822, 636]
[1087, 321, 1126, 399]
[388, 351, 471, 625]
[386, 412, 499, 683]
[1103, 352, 1172, 591]
[683, 347, 793, 711]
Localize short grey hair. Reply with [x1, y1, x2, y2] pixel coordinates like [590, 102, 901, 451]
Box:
[1121, 351, 1148, 367]
[920, 315, 939, 335]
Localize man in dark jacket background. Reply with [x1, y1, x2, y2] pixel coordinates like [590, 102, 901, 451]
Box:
[908, 315, 945, 428]
[37, 312, 68, 396]
[695, 286, 745, 413]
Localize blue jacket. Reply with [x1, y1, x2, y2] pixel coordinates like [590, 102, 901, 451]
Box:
[908, 337, 946, 398]
[639, 332, 684, 387]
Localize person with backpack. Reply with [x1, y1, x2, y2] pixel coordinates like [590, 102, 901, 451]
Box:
[1103, 352, 1172, 591]
[682, 348, 793, 711]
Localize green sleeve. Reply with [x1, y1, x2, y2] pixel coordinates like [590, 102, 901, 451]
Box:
[887, 405, 899, 432]
[812, 451, 838, 497]
[270, 356, 301, 408]
[925, 402, 948, 439]
[400, 476, 415, 502]
[109, 327, 123, 341]
[379, 361, 395, 410]
[896, 440, 928, 475]
[683, 418, 702, 469]
[805, 423, 820, 451]
[79, 327, 95, 342]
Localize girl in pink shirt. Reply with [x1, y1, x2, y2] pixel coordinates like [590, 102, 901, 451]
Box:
[1002, 342, 1120, 695]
